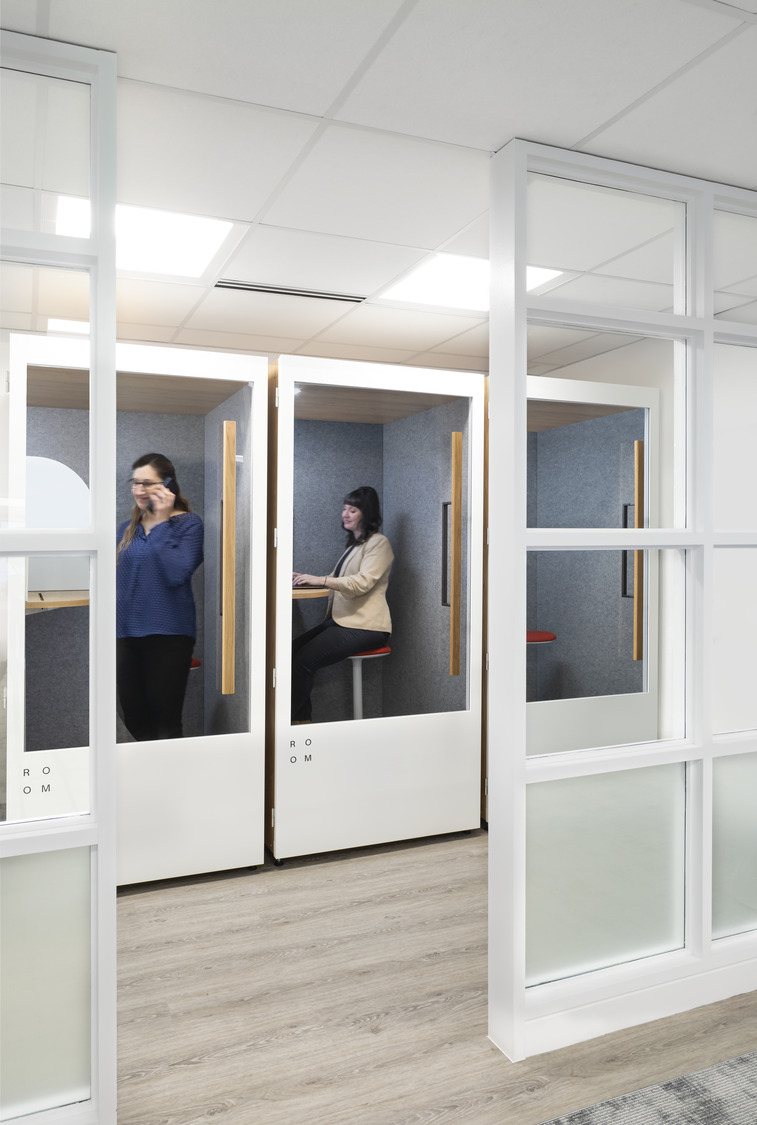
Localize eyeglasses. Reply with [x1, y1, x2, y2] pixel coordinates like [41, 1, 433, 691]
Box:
[129, 478, 163, 490]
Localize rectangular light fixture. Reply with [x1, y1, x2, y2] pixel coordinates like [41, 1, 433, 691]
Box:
[377, 254, 564, 311]
[55, 198, 244, 281]
[47, 318, 90, 335]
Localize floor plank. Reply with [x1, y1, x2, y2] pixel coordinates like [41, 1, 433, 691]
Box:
[117, 830, 757, 1125]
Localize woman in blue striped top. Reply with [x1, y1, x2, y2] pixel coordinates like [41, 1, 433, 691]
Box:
[117, 453, 203, 741]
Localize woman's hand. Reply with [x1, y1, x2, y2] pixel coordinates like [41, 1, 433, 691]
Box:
[292, 572, 325, 588]
[147, 483, 176, 519]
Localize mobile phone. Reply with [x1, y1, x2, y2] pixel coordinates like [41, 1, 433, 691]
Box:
[147, 477, 178, 511]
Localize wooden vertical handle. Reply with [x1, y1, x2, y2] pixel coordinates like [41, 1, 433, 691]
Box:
[222, 420, 236, 694]
[450, 432, 463, 676]
[633, 439, 644, 662]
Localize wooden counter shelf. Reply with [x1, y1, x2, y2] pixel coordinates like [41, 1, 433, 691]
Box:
[26, 590, 90, 610]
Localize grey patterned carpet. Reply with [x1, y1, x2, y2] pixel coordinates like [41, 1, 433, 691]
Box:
[539, 1052, 757, 1124]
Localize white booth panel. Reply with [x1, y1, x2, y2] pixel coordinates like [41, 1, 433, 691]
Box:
[112, 345, 269, 883]
[271, 355, 484, 859]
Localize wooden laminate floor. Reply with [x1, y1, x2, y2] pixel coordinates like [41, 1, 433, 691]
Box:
[117, 829, 757, 1125]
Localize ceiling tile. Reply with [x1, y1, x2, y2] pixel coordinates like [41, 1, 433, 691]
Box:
[441, 214, 490, 258]
[333, 0, 738, 148]
[117, 323, 179, 344]
[261, 125, 489, 247]
[184, 288, 350, 336]
[175, 328, 301, 353]
[223, 225, 427, 296]
[116, 279, 206, 326]
[295, 341, 418, 364]
[314, 303, 483, 350]
[117, 82, 318, 219]
[584, 27, 757, 190]
[10, 0, 411, 114]
[410, 352, 487, 372]
[430, 322, 489, 357]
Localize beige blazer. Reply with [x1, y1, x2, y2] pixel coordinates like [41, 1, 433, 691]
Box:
[327, 533, 393, 633]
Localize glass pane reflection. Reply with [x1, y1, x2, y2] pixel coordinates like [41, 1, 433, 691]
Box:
[527, 549, 686, 755]
[527, 174, 684, 313]
[292, 384, 471, 722]
[1, 67, 90, 236]
[713, 548, 757, 734]
[713, 344, 757, 531]
[2, 554, 91, 824]
[714, 211, 757, 325]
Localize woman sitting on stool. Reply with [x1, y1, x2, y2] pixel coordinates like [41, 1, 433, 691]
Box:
[291, 485, 393, 723]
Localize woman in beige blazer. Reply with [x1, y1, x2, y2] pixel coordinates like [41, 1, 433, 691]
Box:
[291, 486, 393, 722]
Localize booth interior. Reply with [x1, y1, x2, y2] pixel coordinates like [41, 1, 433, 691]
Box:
[22, 362, 254, 756]
[290, 381, 472, 724]
[527, 398, 645, 704]
[525, 328, 684, 759]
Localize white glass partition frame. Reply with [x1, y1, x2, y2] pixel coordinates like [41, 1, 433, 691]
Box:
[112, 344, 268, 884]
[488, 139, 757, 1062]
[0, 31, 117, 1125]
[271, 355, 485, 860]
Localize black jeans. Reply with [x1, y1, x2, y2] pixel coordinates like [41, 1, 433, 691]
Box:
[117, 634, 194, 741]
[291, 618, 390, 722]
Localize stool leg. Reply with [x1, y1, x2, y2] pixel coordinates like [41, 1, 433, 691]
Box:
[352, 657, 364, 720]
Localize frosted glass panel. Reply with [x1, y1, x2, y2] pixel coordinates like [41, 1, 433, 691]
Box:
[713, 549, 757, 734]
[1, 268, 91, 531]
[526, 765, 685, 985]
[0, 68, 90, 236]
[714, 211, 757, 325]
[0, 848, 91, 1119]
[713, 753, 757, 939]
[527, 174, 684, 313]
[713, 344, 757, 530]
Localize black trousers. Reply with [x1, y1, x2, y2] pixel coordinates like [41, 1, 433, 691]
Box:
[291, 618, 390, 722]
[117, 634, 194, 741]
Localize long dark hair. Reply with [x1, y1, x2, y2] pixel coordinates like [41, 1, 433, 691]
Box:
[117, 453, 191, 561]
[343, 486, 382, 547]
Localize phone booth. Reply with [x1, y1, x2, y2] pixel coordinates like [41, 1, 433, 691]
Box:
[8, 335, 268, 883]
[269, 355, 485, 860]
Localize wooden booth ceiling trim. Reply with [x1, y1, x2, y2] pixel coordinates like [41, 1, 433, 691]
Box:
[294, 383, 460, 424]
[528, 400, 635, 432]
[27, 367, 246, 415]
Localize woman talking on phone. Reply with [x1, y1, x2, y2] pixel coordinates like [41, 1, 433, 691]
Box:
[117, 452, 204, 741]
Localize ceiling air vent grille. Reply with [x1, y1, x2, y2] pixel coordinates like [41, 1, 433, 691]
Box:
[215, 280, 365, 303]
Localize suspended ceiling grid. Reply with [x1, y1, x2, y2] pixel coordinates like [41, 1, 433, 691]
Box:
[2, 0, 756, 372]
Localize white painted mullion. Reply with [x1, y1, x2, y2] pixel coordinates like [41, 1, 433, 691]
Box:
[488, 137, 530, 1061]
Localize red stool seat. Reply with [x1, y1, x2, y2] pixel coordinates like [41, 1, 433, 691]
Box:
[351, 645, 392, 658]
[527, 631, 556, 644]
